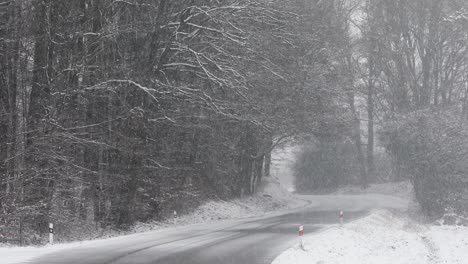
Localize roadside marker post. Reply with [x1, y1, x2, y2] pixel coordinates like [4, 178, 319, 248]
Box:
[299, 225, 304, 250]
[174, 211, 177, 225]
[339, 210, 344, 227]
[49, 223, 54, 245]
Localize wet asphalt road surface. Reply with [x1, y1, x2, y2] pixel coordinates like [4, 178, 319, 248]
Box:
[29, 209, 366, 264]
[29, 194, 408, 264]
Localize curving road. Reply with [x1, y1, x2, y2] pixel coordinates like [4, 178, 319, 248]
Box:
[28, 194, 407, 264]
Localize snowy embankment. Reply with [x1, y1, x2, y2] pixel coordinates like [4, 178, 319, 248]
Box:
[0, 176, 307, 264]
[0, 243, 84, 264]
[334, 181, 414, 199]
[272, 210, 468, 264]
[131, 176, 309, 233]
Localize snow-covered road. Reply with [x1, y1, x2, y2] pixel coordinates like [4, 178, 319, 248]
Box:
[18, 194, 407, 264]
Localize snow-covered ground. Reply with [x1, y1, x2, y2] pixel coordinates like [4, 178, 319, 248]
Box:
[272, 210, 468, 264]
[0, 242, 89, 264]
[2, 180, 458, 264]
[429, 225, 468, 263]
[130, 176, 309, 233]
[334, 181, 413, 199]
[0, 176, 307, 264]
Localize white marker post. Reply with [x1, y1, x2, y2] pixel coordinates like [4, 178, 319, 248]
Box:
[173, 211, 177, 225]
[48, 223, 54, 245]
[339, 210, 344, 227]
[299, 225, 304, 250]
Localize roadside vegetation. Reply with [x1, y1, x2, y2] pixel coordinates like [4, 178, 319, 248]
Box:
[294, 0, 468, 221]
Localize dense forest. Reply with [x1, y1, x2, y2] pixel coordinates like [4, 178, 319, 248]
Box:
[295, 0, 468, 218]
[1, 0, 467, 244]
[0, 0, 353, 243]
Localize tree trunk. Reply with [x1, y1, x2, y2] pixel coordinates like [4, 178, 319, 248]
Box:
[348, 93, 367, 188]
[29, 0, 51, 132]
[463, 75, 468, 122]
[367, 82, 375, 179]
[263, 151, 271, 178]
[366, 33, 376, 179]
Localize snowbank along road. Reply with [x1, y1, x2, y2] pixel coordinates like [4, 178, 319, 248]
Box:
[24, 194, 407, 264]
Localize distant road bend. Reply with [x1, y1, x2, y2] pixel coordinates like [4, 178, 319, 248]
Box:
[29, 194, 407, 264]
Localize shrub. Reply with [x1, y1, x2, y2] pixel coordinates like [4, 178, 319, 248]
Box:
[380, 108, 468, 217]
